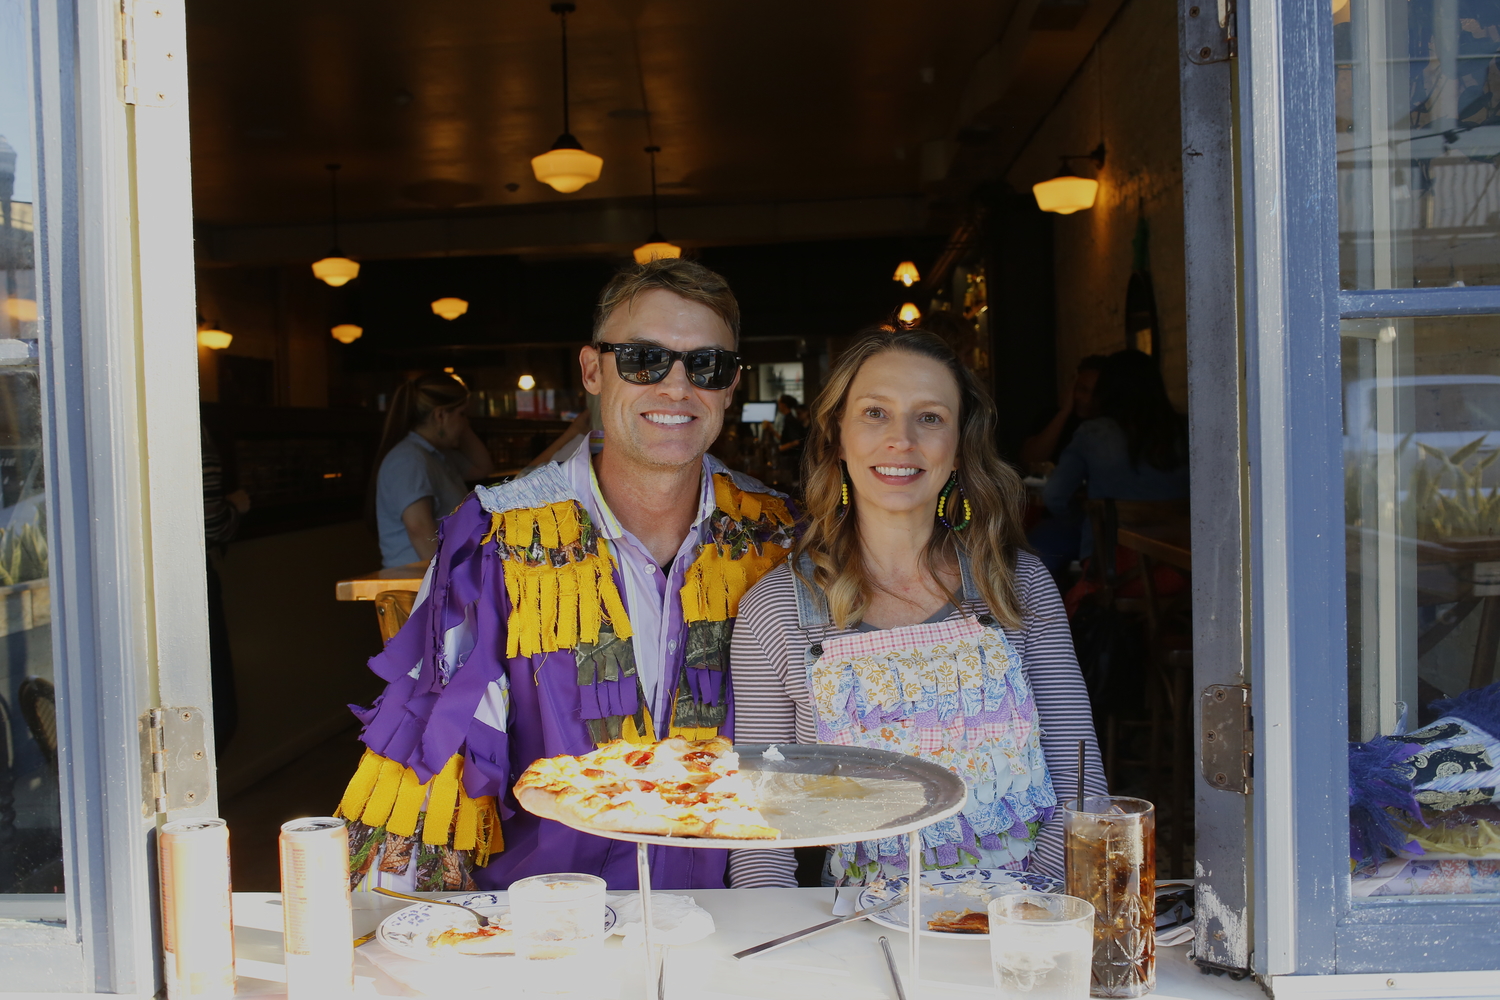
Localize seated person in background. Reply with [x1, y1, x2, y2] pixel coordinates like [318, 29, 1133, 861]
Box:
[728, 328, 1104, 888]
[373, 372, 496, 567]
[1020, 354, 1107, 471]
[1042, 349, 1189, 580]
[338, 259, 795, 892]
[1024, 354, 1107, 580]
[774, 393, 805, 458]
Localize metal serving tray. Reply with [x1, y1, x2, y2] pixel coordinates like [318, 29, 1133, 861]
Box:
[533, 742, 968, 850]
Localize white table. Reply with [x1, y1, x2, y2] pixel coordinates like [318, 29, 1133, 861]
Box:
[231, 888, 1263, 999]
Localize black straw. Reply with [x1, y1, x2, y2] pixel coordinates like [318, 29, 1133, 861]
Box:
[1077, 739, 1085, 811]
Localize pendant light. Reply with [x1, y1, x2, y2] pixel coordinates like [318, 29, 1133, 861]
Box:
[431, 297, 469, 320]
[197, 327, 232, 350]
[897, 303, 922, 327]
[1033, 146, 1105, 215]
[892, 261, 920, 287]
[518, 374, 536, 391]
[330, 323, 363, 344]
[633, 145, 681, 264]
[532, 3, 603, 194]
[312, 164, 360, 286]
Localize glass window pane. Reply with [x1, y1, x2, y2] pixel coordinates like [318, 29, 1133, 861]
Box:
[0, 0, 63, 901]
[1336, 1, 1500, 288]
[1343, 314, 1500, 900]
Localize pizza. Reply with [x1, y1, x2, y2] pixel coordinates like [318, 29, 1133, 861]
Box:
[429, 921, 513, 955]
[513, 736, 780, 840]
[928, 908, 989, 934]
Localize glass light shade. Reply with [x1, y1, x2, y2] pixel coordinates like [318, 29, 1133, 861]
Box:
[897, 302, 922, 326]
[330, 323, 363, 344]
[431, 297, 469, 321]
[532, 145, 604, 194]
[517, 374, 536, 391]
[633, 241, 682, 264]
[197, 329, 233, 350]
[4, 298, 38, 321]
[893, 261, 920, 286]
[1032, 175, 1099, 215]
[312, 256, 361, 286]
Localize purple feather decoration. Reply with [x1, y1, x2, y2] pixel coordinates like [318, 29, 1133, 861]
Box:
[1348, 735, 1425, 863]
[1426, 679, 1500, 737]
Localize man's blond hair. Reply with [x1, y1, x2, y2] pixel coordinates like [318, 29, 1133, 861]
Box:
[593, 258, 740, 346]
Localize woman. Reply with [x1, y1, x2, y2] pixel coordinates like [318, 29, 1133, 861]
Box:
[1042, 349, 1189, 560]
[729, 329, 1105, 887]
[372, 372, 495, 567]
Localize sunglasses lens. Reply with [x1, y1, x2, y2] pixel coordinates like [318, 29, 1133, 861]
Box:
[613, 346, 670, 384]
[686, 350, 737, 389]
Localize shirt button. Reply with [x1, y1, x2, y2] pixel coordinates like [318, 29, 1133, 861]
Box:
[669, 641, 678, 652]
[977, 614, 996, 627]
[809, 643, 823, 657]
[647, 565, 655, 573]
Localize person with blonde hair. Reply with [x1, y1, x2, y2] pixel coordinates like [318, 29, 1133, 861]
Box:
[729, 327, 1105, 887]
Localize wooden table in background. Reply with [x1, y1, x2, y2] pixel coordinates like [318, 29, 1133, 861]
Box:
[1117, 521, 1192, 571]
[335, 563, 426, 602]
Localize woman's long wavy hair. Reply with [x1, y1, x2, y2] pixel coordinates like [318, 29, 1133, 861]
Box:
[794, 328, 1030, 629]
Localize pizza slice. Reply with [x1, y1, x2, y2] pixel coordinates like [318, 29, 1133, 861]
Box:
[514, 736, 780, 840]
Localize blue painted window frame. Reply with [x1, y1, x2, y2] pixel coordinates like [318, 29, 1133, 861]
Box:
[1237, 0, 1500, 977]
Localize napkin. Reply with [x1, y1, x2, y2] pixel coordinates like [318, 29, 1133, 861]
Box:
[609, 892, 715, 946]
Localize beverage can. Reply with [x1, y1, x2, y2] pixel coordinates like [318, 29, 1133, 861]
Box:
[158, 818, 236, 1000]
[278, 816, 354, 998]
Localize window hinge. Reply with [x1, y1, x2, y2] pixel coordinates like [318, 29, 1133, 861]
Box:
[1201, 684, 1252, 794]
[1184, 0, 1237, 65]
[139, 707, 210, 815]
[119, 0, 181, 107]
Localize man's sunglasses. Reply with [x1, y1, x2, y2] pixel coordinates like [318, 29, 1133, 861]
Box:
[595, 342, 742, 390]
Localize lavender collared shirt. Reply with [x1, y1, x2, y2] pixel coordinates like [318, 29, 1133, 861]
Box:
[561, 431, 715, 726]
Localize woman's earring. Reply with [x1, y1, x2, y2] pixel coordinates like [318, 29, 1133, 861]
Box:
[937, 471, 972, 532]
[839, 466, 852, 514]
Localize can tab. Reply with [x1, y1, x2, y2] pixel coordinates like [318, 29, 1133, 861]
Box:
[139, 707, 211, 814]
[1200, 684, 1252, 794]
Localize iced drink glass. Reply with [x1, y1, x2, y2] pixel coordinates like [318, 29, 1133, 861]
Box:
[508, 873, 607, 961]
[989, 893, 1095, 999]
[1063, 796, 1155, 998]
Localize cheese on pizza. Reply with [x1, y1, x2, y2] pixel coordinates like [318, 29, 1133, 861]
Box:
[514, 736, 780, 840]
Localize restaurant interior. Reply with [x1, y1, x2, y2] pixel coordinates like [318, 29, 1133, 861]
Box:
[167, 0, 1192, 891]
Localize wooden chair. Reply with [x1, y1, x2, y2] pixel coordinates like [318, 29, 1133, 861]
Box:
[1083, 498, 1195, 877]
[375, 590, 418, 643]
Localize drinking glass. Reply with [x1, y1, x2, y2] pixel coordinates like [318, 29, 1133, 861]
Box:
[988, 893, 1095, 999]
[508, 873, 607, 961]
[1063, 796, 1155, 998]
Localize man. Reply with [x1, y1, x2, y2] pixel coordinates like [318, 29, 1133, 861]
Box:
[336, 259, 794, 891]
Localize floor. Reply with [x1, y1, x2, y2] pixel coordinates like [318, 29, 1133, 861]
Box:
[219, 722, 367, 891]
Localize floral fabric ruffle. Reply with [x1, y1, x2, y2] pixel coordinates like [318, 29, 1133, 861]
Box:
[807, 614, 1055, 883]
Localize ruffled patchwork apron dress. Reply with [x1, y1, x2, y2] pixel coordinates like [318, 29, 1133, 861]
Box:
[790, 555, 1057, 884]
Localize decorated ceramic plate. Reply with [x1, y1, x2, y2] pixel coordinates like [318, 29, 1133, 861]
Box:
[856, 868, 1063, 939]
[376, 891, 618, 963]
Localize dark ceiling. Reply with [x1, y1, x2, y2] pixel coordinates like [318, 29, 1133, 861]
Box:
[186, 0, 1124, 262]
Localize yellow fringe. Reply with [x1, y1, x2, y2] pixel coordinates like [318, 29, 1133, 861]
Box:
[494, 501, 635, 659]
[423, 756, 463, 846]
[620, 709, 658, 745]
[386, 765, 428, 837]
[335, 751, 505, 863]
[680, 476, 794, 624]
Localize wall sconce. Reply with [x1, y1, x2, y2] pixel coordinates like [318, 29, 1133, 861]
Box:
[1033, 144, 1106, 215]
[518, 374, 537, 391]
[197, 328, 233, 350]
[897, 303, 922, 327]
[431, 297, 469, 320]
[330, 324, 363, 344]
[893, 261, 920, 287]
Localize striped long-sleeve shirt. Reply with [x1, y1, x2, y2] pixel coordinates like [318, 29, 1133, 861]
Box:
[726, 550, 1107, 888]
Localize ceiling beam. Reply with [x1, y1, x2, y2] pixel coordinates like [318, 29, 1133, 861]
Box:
[195, 194, 934, 267]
